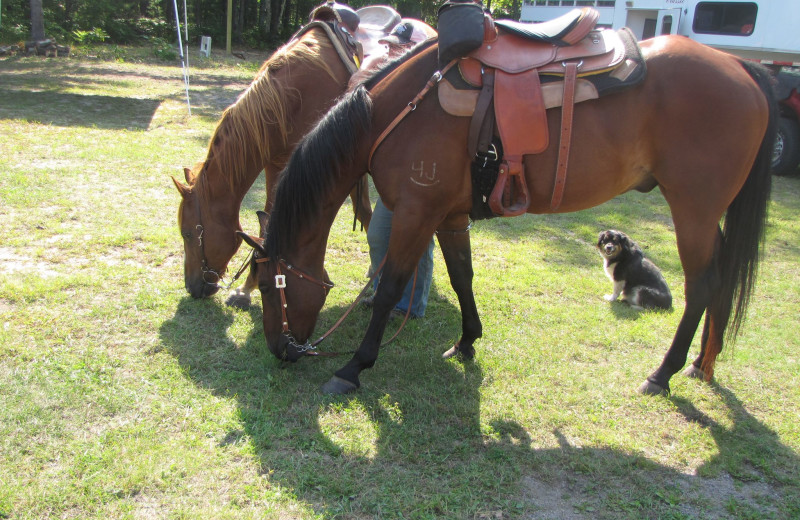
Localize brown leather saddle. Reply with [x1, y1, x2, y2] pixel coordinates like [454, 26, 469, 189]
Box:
[443, 8, 632, 216]
[299, 2, 402, 73]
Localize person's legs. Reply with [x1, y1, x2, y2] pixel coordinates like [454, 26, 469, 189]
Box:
[367, 198, 434, 317]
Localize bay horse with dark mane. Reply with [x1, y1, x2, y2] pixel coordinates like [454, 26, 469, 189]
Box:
[172, 18, 374, 306]
[241, 30, 776, 396]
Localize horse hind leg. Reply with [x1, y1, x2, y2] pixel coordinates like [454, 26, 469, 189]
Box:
[640, 265, 719, 395]
[639, 216, 723, 395]
[684, 253, 729, 382]
[436, 215, 482, 360]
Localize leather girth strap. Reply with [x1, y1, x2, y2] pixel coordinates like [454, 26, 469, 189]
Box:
[551, 61, 578, 210]
[468, 67, 495, 158]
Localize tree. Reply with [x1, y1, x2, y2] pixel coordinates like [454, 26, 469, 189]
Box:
[29, 0, 46, 40]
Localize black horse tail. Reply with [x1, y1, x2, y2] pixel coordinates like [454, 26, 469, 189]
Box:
[709, 60, 776, 357]
[266, 86, 372, 257]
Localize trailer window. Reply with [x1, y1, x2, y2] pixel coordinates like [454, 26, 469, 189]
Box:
[693, 2, 757, 36]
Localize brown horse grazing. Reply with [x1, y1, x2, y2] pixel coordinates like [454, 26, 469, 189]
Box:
[172, 24, 373, 305]
[240, 35, 776, 397]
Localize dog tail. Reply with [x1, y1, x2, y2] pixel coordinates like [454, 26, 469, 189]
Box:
[637, 287, 672, 311]
[702, 59, 776, 376]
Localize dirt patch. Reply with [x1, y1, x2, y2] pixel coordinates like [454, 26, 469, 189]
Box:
[521, 470, 782, 519]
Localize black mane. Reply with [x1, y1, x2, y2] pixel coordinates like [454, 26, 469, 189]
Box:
[265, 86, 372, 258]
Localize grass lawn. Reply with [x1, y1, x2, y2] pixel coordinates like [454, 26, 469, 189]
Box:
[1, 46, 799, 519]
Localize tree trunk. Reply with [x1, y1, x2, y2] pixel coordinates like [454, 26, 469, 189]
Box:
[269, 0, 286, 35]
[30, 0, 46, 41]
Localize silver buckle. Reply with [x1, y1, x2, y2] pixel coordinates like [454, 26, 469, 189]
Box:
[275, 274, 286, 289]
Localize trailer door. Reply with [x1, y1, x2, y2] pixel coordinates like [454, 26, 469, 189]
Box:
[656, 8, 682, 36]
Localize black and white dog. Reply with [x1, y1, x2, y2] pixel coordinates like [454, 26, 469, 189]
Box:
[596, 230, 672, 310]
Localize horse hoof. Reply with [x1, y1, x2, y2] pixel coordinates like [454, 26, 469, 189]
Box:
[442, 345, 459, 359]
[442, 344, 475, 360]
[321, 376, 359, 395]
[683, 365, 706, 380]
[638, 380, 669, 396]
[225, 292, 251, 309]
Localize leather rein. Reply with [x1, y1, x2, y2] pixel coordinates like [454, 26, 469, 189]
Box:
[253, 253, 416, 359]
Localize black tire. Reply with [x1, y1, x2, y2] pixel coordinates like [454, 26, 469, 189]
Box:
[772, 117, 800, 176]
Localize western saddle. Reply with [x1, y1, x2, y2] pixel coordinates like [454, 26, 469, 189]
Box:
[451, 7, 628, 216]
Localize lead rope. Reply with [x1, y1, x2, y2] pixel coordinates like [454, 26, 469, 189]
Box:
[308, 254, 417, 354]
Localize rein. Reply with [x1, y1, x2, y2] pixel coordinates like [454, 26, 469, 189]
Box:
[253, 253, 417, 359]
[368, 60, 458, 172]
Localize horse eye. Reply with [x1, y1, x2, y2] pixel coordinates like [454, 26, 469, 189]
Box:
[181, 230, 193, 240]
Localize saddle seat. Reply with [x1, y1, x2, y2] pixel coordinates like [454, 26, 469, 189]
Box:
[461, 7, 626, 217]
[493, 8, 597, 46]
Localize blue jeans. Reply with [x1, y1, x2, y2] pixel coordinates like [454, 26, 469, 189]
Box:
[367, 199, 434, 317]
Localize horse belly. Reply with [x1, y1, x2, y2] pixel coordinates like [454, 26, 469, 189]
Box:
[522, 86, 656, 214]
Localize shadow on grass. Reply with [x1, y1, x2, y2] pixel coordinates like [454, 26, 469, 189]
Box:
[0, 89, 162, 130]
[159, 291, 799, 518]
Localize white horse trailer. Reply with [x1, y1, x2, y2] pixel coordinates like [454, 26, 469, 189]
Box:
[520, 0, 800, 174]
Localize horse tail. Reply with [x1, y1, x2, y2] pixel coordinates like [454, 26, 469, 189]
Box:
[266, 85, 372, 257]
[707, 60, 776, 362]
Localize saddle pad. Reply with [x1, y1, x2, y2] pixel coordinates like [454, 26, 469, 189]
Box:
[439, 77, 599, 117]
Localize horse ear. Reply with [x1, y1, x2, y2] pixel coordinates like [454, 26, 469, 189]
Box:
[183, 167, 195, 184]
[237, 231, 266, 254]
[172, 175, 190, 198]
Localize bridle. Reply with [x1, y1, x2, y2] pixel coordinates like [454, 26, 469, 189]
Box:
[190, 186, 252, 291]
[252, 252, 416, 360]
[254, 255, 337, 359]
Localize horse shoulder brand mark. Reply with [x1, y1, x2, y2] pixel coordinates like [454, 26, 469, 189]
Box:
[410, 161, 440, 187]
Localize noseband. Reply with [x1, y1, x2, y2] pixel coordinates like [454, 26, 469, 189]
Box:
[255, 256, 335, 358]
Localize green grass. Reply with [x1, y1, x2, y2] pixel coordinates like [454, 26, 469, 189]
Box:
[1, 49, 799, 519]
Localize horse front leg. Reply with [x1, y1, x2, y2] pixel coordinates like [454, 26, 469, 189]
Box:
[225, 210, 270, 309]
[436, 214, 482, 360]
[349, 175, 373, 232]
[322, 214, 435, 394]
[225, 271, 258, 308]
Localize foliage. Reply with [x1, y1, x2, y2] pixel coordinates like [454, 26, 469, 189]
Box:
[0, 0, 453, 48]
[72, 27, 110, 44]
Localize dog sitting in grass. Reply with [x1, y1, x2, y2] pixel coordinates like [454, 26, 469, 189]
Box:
[596, 230, 672, 310]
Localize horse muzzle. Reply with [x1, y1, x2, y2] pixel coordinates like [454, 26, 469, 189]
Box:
[186, 278, 220, 299]
[269, 333, 310, 363]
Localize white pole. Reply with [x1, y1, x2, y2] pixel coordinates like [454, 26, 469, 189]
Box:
[173, 0, 192, 115]
[183, 0, 190, 70]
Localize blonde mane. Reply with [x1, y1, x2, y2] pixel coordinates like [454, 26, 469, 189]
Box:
[195, 28, 338, 190]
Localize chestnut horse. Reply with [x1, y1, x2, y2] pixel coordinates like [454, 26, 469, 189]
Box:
[240, 36, 776, 396]
[172, 25, 373, 305]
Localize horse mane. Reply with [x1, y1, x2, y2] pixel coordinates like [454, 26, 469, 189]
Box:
[193, 27, 338, 192]
[265, 86, 372, 257]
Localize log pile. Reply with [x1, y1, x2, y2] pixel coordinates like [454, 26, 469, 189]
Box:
[0, 40, 70, 57]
